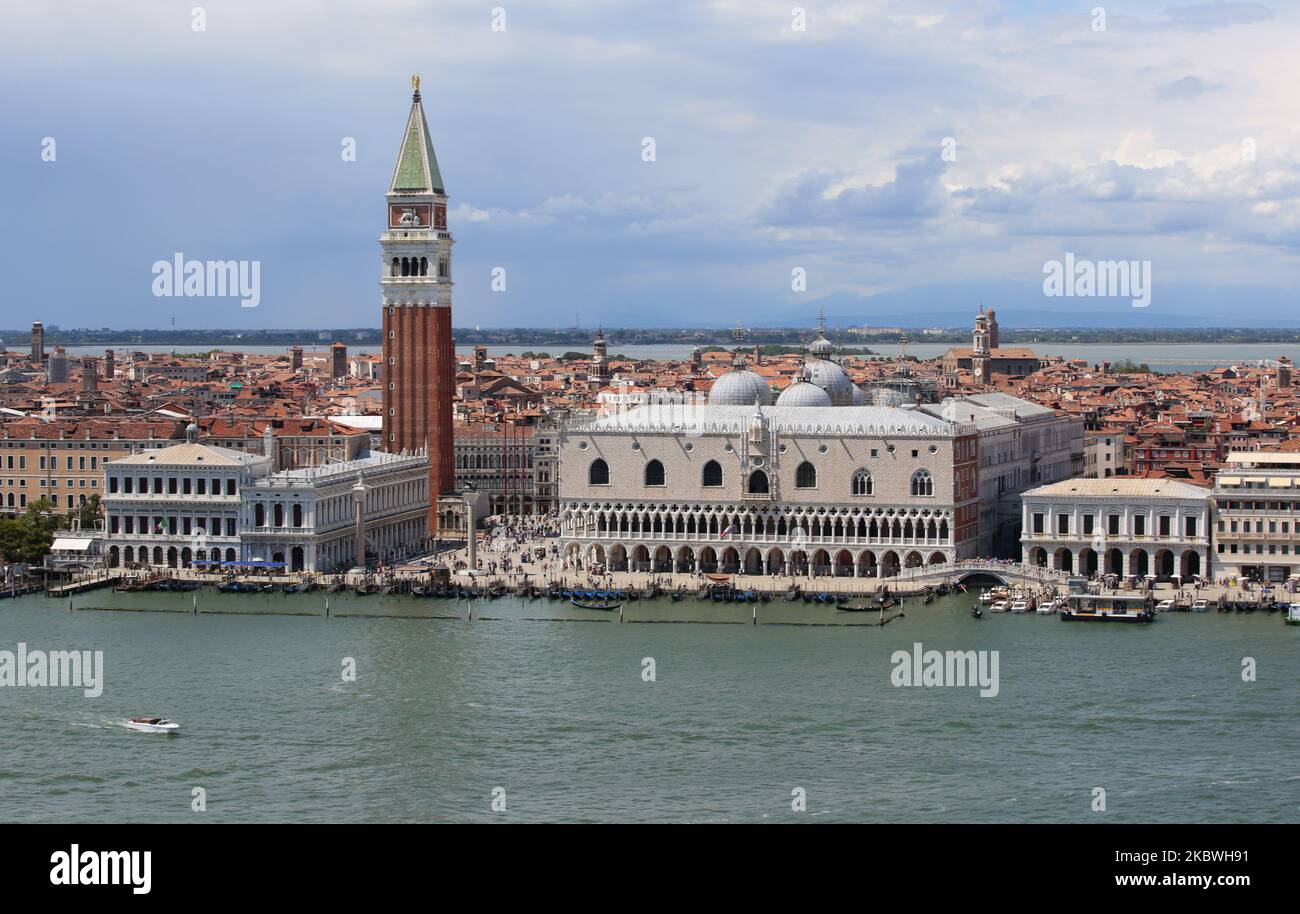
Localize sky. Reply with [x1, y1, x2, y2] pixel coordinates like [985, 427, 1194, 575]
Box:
[3, 0, 1299, 330]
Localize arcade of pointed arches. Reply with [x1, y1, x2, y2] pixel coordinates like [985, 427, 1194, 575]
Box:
[561, 501, 955, 575]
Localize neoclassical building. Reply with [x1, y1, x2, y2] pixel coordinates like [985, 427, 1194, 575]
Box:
[102, 427, 431, 572]
[241, 449, 430, 571]
[1020, 477, 1212, 579]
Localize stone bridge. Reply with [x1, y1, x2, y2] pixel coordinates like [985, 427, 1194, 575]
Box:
[885, 561, 1074, 590]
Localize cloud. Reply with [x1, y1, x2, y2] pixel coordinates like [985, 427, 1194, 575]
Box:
[1158, 75, 1224, 98]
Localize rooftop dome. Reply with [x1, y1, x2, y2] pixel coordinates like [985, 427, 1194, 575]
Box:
[776, 378, 833, 408]
[850, 384, 868, 406]
[802, 358, 856, 406]
[709, 368, 772, 406]
[807, 333, 834, 357]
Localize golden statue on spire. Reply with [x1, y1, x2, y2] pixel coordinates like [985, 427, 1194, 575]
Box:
[412, 74, 421, 92]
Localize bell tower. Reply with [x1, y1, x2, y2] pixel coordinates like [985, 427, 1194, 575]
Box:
[972, 305, 991, 384]
[381, 75, 456, 531]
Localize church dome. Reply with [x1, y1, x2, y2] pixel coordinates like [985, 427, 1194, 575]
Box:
[776, 379, 833, 408]
[802, 358, 856, 406]
[709, 369, 772, 406]
[850, 384, 868, 406]
[807, 334, 834, 357]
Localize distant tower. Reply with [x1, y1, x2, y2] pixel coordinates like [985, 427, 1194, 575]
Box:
[290, 346, 304, 371]
[103, 349, 115, 380]
[81, 358, 98, 392]
[985, 308, 999, 350]
[48, 346, 68, 383]
[473, 344, 488, 373]
[589, 328, 609, 385]
[330, 342, 348, 378]
[972, 306, 991, 384]
[381, 75, 456, 527]
[31, 321, 45, 364]
[1278, 356, 1293, 389]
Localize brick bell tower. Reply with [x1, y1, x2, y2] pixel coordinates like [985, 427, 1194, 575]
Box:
[381, 75, 456, 532]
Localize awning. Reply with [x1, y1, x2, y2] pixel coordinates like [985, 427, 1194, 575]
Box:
[51, 537, 92, 551]
[1243, 477, 1268, 484]
[1217, 476, 1241, 485]
[1268, 478, 1292, 488]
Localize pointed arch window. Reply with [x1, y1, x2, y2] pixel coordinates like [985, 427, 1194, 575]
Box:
[589, 458, 610, 486]
[702, 460, 723, 487]
[911, 469, 934, 497]
[795, 461, 817, 489]
[851, 468, 873, 496]
[644, 459, 665, 486]
[747, 470, 770, 494]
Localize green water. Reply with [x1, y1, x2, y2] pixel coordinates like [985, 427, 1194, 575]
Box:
[0, 589, 1296, 822]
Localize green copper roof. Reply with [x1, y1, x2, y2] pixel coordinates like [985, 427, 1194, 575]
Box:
[390, 93, 445, 195]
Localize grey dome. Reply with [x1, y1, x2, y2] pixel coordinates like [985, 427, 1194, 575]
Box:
[776, 379, 833, 408]
[802, 359, 856, 406]
[850, 384, 868, 405]
[808, 334, 834, 357]
[709, 368, 772, 406]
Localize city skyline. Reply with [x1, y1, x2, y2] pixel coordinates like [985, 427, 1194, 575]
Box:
[5, 1, 1300, 331]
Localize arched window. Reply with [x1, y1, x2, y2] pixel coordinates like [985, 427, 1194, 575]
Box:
[747, 470, 769, 494]
[644, 459, 665, 486]
[390, 258, 399, 277]
[795, 461, 817, 489]
[702, 460, 723, 487]
[292, 504, 303, 527]
[420, 256, 429, 276]
[589, 458, 610, 485]
[851, 468, 873, 496]
[911, 469, 934, 497]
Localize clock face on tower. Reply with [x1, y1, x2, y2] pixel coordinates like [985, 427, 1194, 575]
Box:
[389, 203, 432, 229]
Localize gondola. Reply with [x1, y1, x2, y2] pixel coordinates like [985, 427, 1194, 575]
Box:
[570, 597, 621, 611]
[970, 606, 983, 618]
[836, 603, 874, 612]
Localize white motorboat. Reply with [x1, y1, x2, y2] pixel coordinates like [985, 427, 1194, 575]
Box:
[1155, 599, 1176, 612]
[126, 716, 180, 734]
[1191, 600, 1210, 613]
[1009, 599, 1030, 613]
[990, 600, 1008, 612]
[1036, 599, 1058, 615]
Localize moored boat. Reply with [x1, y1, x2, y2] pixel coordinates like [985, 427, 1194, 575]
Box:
[1060, 593, 1155, 623]
[570, 597, 621, 611]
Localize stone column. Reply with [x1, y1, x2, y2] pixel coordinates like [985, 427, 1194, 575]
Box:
[352, 478, 368, 569]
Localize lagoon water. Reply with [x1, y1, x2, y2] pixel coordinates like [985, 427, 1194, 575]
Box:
[0, 588, 1295, 823]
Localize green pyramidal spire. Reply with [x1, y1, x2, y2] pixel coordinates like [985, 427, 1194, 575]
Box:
[389, 76, 445, 195]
